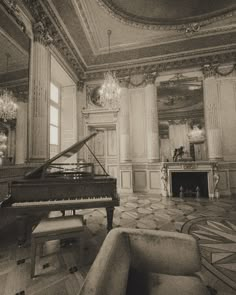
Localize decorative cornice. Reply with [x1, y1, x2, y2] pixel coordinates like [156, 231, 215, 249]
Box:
[86, 51, 236, 81]
[96, 0, 236, 31]
[33, 22, 53, 46]
[120, 71, 158, 88]
[1, 0, 26, 33]
[23, 0, 85, 79]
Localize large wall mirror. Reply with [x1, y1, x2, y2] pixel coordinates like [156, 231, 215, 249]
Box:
[0, 7, 30, 165]
[157, 74, 207, 162]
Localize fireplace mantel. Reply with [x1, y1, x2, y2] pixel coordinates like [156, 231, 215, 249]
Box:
[161, 161, 216, 198]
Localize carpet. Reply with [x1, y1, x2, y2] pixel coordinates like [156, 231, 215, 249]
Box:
[181, 217, 236, 292]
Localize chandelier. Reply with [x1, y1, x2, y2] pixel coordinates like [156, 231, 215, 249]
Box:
[0, 53, 17, 122]
[99, 30, 120, 109]
[0, 89, 17, 122]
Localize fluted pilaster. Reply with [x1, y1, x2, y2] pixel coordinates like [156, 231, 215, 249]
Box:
[28, 25, 51, 162]
[119, 79, 130, 162]
[202, 65, 223, 160]
[145, 78, 160, 162]
[15, 101, 27, 164]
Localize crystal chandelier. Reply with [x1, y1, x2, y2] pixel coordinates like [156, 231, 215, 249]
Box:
[0, 89, 17, 122]
[99, 30, 120, 109]
[0, 53, 17, 122]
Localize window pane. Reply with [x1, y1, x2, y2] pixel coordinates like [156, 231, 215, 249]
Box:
[50, 125, 58, 145]
[50, 106, 58, 126]
[50, 83, 59, 103]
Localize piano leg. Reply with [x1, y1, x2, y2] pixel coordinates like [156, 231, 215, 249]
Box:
[106, 207, 114, 232]
[16, 215, 28, 246]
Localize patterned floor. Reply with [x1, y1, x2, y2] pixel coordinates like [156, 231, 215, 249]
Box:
[0, 194, 236, 295]
[182, 216, 236, 292]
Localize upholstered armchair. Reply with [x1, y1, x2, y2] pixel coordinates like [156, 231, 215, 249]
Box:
[79, 228, 210, 295]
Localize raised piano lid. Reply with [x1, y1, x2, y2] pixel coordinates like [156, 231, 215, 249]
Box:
[25, 132, 98, 179]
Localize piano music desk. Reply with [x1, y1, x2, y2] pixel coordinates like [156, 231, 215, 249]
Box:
[31, 215, 85, 278]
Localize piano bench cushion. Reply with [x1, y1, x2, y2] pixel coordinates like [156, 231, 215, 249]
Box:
[32, 215, 85, 238]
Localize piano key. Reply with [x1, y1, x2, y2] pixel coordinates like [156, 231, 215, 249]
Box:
[11, 197, 113, 207]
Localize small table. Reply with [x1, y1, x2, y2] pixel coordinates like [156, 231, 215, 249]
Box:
[31, 215, 85, 278]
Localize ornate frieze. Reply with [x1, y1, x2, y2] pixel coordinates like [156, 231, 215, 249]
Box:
[118, 71, 158, 89]
[86, 51, 236, 81]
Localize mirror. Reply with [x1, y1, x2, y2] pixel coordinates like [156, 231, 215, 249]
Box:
[0, 8, 30, 165]
[157, 74, 207, 162]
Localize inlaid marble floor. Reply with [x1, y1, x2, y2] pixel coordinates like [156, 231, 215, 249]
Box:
[0, 194, 236, 295]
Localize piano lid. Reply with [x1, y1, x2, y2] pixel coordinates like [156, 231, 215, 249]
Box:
[25, 132, 98, 179]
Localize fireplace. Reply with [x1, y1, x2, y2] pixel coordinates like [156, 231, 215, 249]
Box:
[171, 171, 209, 198]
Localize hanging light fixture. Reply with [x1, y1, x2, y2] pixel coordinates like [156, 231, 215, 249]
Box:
[0, 53, 17, 122]
[99, 29, 120, 109]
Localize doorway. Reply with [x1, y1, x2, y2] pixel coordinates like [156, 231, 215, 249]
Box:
[88, 126, 118, 179]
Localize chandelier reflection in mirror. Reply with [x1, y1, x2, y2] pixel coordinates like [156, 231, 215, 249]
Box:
[99, 30, 120, 109]
[0, 53, 17, 122]
[0, 89, 17, 122]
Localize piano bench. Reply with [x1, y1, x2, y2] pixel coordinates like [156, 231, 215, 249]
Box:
[31, 215, 85, 278]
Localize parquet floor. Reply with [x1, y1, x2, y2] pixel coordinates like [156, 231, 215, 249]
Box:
[0, 194, 236, 295]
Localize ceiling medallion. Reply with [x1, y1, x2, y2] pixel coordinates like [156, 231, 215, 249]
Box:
[96, 0, 236, 30]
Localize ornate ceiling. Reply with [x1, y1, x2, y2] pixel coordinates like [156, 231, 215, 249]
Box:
[97, 0, 236, 26]
[4, 0, 236, 81]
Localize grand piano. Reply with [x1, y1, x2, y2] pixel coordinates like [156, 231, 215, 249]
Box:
[1, 132, 119, 244]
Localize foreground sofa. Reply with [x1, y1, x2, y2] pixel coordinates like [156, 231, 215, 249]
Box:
[79, 228, 210, 295]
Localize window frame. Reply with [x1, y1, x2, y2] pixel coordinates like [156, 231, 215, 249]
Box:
[49, 81, 61, 150]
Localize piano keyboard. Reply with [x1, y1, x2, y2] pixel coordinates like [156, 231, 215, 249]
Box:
[12, 197, 113, 207]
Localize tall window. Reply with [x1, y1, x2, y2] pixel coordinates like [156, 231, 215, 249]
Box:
[50, 83, 60, 156]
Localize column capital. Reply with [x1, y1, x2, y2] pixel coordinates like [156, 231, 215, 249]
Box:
[119, 76, 130, 88]
[202, 64, 217, 78]
[33, 22, 53, 46]
[76, 79, 85, 92]
[144, 71, 158, 85]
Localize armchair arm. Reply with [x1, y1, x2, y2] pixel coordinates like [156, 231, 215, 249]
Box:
[79, 229, 131, 295]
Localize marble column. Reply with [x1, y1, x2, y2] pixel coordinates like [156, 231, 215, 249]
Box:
[119, 79, 131, 162]
[28, 22, 52, 162]
[15, 101, 27, 164]
[145, 74, 160, 162]
[202, 65, 223, 160]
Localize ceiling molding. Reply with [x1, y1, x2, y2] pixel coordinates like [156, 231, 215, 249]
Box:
[85, 50, 236, 81]
[72, 0, 99, 55]
[20, 0, 236, 83]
